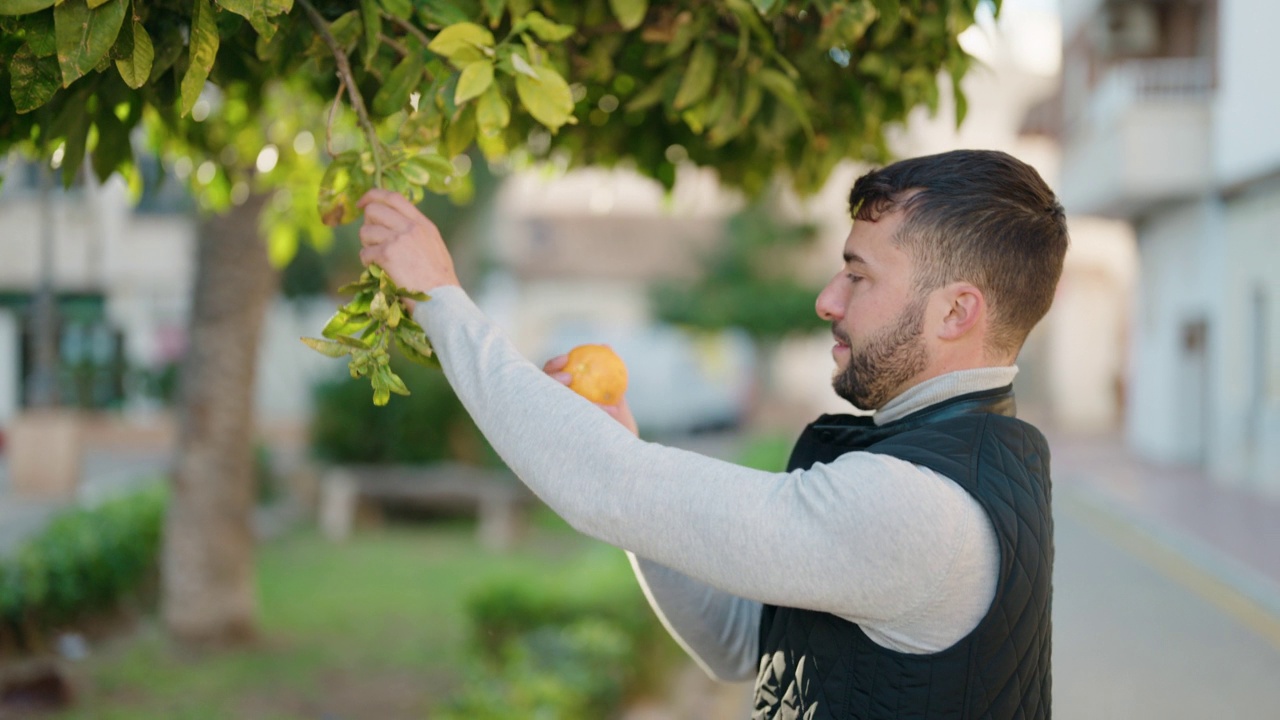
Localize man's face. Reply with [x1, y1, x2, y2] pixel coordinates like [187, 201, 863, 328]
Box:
[815, 210, 930, 411]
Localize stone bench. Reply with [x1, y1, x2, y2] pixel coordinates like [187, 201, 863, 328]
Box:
[319, 463, 534, 551]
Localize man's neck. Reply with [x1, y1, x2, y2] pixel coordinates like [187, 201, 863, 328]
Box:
[873, 367, 1018, 426]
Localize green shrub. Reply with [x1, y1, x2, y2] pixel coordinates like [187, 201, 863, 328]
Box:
[0, 485, 166, 644]
[439, 547, 680, 718]
[309, 358, 500, 466]
[439, 619, 634, 720]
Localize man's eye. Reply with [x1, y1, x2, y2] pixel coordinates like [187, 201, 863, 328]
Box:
[846, 274, 863, 283]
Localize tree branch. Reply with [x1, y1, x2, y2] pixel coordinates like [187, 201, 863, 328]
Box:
[388, 14, 433, 50]
[298, 0, 384, 186]
[379, 33, 409, 57]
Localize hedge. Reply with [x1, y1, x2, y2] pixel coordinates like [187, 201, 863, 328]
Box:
[0, 486, 166, 647]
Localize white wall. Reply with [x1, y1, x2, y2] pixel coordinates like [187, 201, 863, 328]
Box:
[1058, 0, 1106, 39]
[1219, 181, 1280, 492]
[1213, 0, 1280, 186]
[1126, 199, 1221, 464]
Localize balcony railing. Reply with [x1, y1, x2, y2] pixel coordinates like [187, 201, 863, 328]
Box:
[1087, 57, 1214, 127]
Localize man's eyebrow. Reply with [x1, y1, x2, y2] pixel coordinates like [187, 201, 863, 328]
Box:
[843, 251, 869, 265]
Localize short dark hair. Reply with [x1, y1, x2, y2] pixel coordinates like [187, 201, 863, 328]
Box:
[847, 149, 1069, 355]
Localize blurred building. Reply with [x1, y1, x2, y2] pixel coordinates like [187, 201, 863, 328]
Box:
[475, 168, 759, 435]
[0, 159, 194, 424]
[1058, 0, 1280, 493]
[768, 0, 1139, 435]
[0, 159, 335, 439]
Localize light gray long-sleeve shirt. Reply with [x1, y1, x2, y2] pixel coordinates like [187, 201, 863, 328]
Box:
[417, 286, 1007, 683]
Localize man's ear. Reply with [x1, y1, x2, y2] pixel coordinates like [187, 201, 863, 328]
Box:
[936, 282, 985, 341]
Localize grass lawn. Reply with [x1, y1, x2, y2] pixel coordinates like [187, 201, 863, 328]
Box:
[55, 512, 621, 720]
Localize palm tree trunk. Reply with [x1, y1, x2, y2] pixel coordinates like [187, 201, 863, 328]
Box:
[162, 194, 275, 644]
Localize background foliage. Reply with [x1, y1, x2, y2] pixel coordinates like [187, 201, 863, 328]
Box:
[1, 0, 991, 217]
[0, 486, 166, 650]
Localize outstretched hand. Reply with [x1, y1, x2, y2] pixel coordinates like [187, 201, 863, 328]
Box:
[543, 354, 639, 437]
[357, 189, 460, 307]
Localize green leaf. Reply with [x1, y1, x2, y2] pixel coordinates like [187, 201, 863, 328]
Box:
[327, 10, 361, 52]
[607, 0, 646, 31]
[507, 51, 538, 79]
[399, 157, 431, 185]
[300, 337, 352, 358]
[87, 0, 113, 8]
[395, 332, 441, 368]
[344, 288, 377, 313]
[336, 278, 371, 295]
[322, 310, 373, 338]
[0, 0, 57, 15]
[378, 0, 412, 21]
[113, 19, 152, 89]
[384, 368, 410, 395]
[427, 22, 495, 59]
[523, 11, 574, 42]
[751, 0, 777, 13]
[54, 0, 127, 88]
[673, 42, 716, 110]
[454, 59, 493, 104]
[481, 0, 505, 27]
[217, 0, 294, 41]
[372, 51, 425, 116]
[953, 76, 968, 128]
[59, 102, 90, 186]
[147, 25, 183, 82]
[90, 100, 131, 181]
[623, 66, 675, 112]
[23, 11, 56, 56]
[417, 0, 471, 26]
[406, 153, 455, 183]
[179, 0, 219, 117]
[9, 45, 61, 113]
[360, 0, 381, 69]
[476, 83, 510, 132]
[515, 63, 575, 132]
[443, 106, 476, 157]
[757, 67, 812, 137]
[369, 291, 390, 321]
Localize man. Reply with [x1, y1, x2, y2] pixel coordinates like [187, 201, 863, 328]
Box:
[356, 149, 1066, 719]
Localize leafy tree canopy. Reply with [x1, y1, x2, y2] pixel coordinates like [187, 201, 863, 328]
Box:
[1, 0, 995, 232]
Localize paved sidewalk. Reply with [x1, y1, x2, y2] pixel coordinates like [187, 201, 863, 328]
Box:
[1049, 430, 1280, 622]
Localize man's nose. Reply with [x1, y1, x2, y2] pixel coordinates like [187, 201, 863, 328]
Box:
[815, 279, 844, 322]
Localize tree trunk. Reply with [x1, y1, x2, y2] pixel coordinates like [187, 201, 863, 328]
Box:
[162, 194, 275, 644]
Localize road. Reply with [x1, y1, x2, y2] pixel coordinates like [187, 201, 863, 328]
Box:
[1053, 487, 1280, 719]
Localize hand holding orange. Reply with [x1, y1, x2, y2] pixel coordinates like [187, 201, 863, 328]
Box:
[562, 344, 629, 405]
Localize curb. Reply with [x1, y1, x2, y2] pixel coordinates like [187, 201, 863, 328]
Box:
[1057, 479, 1280, 652]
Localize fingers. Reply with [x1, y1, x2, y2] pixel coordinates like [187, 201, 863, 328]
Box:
[359, 223, 397, 247]
[362, 202, 411, 232]
[358, 189, 432, 227]
[358, 245, 383, 267]
[542, 354, 568, 373]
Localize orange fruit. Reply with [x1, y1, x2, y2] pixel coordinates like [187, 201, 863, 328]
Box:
[565, 344, 629, 405]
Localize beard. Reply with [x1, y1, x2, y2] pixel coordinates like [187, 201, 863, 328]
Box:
[832, 295, 929, 411]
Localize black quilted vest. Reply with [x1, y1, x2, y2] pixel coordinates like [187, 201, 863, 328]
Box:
[753, 386, 1052, 720]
